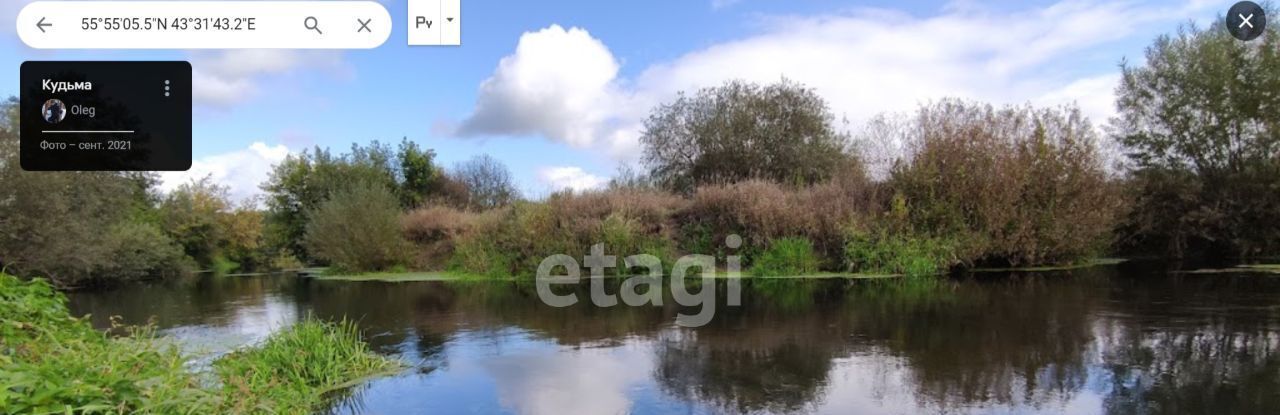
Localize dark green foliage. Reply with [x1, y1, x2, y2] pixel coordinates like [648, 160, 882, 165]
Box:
[0, 99, 189, 287]
[263, 139, 454, 262]
[262, 142, 402, 260]
[640, 79, 854, 194]
[1113, 17, 1280, 257]
[398, 140, 445, 209]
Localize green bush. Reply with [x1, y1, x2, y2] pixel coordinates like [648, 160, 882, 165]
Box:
[449, 235, 516, 278]
[211, 255, 240, 275]
[601, 214, 677, 275]
[304, 183, 412, 273]
[98, 221, 192, 281]
[751, 237, 821, 277]
[843, 228, 957, 277]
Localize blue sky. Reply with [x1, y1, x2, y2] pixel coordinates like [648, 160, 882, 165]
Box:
[0, 0, 1233, 202]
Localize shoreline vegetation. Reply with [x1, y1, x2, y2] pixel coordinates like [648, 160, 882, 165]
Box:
[0, 272, 403, 414]
[306, 258, 1136, 283]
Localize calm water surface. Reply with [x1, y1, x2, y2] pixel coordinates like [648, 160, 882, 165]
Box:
[65, 263, 1280, 414]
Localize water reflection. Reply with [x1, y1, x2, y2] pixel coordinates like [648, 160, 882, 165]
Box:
[64, 265, 1280, 414]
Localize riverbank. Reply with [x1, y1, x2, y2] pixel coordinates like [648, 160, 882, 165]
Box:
[0, 273, 402, 414]
[304, 258, 1135, 282]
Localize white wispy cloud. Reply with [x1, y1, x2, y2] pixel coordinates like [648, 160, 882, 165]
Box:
[189, 50, 349, 108]
[453, 0, 1221, 161]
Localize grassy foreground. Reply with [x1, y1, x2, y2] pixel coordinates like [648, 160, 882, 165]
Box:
[0, 272, 401, 414]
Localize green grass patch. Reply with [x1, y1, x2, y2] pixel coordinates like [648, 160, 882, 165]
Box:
[0, 272, 402, 414]
[214, 319, 403, 413]
[844, 230, 956, 277]
[750, 237, 821, 277]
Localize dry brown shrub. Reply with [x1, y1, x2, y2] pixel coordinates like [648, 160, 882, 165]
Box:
[677, 165, 876, 267]
[545, 188, 688, 243]
[890, 99, 1124, 266]
[401, 205, 477, 269]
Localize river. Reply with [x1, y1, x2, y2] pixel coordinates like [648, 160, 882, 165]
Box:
[65, 262, 1280, 414]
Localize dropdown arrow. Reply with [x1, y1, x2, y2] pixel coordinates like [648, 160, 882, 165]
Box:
[447, 17, 454, 22]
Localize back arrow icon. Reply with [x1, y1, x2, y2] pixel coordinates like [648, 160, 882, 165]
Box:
[37, 17, 51, 33]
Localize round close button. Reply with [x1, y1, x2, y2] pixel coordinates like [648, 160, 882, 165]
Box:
[1227, 1, 1266, 41]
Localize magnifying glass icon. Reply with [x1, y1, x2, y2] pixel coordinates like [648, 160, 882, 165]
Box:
[304, 16, 322, 34]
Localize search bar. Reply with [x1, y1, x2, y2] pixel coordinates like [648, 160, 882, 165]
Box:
[16, 1, 392, 49]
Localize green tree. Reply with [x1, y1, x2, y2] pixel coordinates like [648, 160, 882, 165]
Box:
[639, 79, 853, 193]
[160, 177, 231, 266]
[399, 139, 445, 208]
[159, 177, 265, 271]
[1113, 17, 1280, 257]
[261, 143, 400, 260]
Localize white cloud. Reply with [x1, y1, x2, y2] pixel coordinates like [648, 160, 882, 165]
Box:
[158, 142, 291, 204]
[455, 25, 628, 147]
[538, 166, 608, 192]
[454, 0, 1219, 161]
[189, 50, 348, 108]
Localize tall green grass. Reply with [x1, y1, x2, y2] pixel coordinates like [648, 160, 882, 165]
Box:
[0, 272, 401, 414]
[843, 229, 957, 277]
[215, 319, 402, 414]
[751, 237, 821, 277]
[0, 273, 215, 414]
